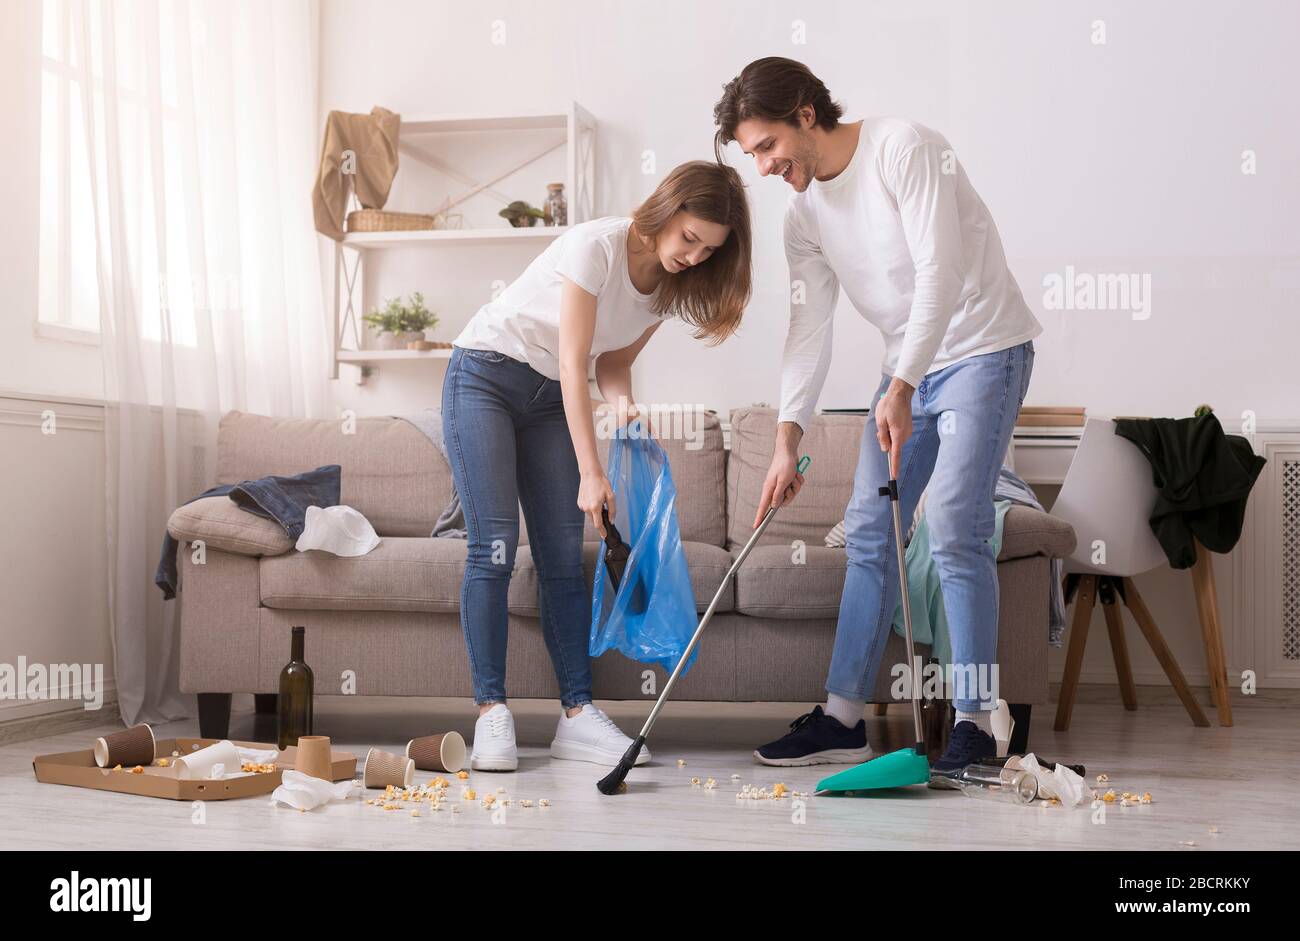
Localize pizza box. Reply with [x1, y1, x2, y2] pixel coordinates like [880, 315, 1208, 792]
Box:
[32, 737, 357, 801]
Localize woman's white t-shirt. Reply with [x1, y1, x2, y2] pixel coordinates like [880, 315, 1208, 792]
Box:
[453, 216, 671, 380]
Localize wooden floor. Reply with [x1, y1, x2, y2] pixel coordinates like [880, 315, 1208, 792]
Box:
[3, 697, 1297, 851]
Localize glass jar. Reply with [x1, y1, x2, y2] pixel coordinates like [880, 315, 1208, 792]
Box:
[545, 183, 567, 227]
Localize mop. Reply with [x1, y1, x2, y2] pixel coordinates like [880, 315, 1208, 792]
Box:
[597, 456, 811, 795]
[814, 476, 931, 793]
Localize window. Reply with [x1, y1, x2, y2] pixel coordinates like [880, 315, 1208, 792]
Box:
[37, 0, 199, 346]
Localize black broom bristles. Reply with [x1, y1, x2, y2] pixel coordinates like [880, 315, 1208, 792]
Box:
[596, 735, 646, 795]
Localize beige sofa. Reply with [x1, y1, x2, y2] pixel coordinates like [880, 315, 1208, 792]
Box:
[169, 407, 1076, 750]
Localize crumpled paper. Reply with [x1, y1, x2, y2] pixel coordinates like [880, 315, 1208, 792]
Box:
[1008, 753, 1091, 807]
[270, 770, 360, 811]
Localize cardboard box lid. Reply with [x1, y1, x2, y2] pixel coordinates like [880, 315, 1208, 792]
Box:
[32, 737, 357, 802]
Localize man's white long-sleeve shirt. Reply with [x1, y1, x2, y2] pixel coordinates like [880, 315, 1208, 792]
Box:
[779, 117, 1042, 432]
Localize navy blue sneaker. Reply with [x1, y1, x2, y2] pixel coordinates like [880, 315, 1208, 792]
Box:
[931, 720, 997, 775]
[753, 706, 873, 767]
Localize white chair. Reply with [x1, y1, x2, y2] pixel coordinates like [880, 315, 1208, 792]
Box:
[1049, 418, 1226, 729]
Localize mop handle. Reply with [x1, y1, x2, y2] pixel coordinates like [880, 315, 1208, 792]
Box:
[881, 478, 926, 749]
[637, 455, 811, 738]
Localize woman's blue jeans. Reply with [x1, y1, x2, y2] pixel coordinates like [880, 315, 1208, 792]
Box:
[827, 340, 1035, 713]
[441, 346, 593, 709]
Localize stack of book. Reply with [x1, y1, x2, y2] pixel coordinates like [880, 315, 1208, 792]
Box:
[1015, 406, 1086, 437]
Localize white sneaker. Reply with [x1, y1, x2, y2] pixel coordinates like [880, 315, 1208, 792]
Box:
[550, 703, 650, 766]
[470, 703, 518, 771]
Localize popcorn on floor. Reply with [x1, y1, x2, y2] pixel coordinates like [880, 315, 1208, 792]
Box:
[734, 782, 791, 801]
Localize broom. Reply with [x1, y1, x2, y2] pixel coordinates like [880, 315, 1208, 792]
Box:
[597, 455, 811, 795]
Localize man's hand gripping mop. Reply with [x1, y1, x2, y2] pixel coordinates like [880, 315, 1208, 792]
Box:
[597, 455, 811, 795]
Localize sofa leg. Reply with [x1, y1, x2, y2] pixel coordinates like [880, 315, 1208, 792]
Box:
[1008, 703, 1031, 754]
[254, 693, 278, 715]
[197, 693, 232, 739]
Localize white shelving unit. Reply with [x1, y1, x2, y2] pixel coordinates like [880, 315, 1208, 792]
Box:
[342, 226, 573, 250]
[330, 102, 596, 383]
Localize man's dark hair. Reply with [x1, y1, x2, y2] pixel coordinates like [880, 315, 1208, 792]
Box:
[713, 57, 843, 161]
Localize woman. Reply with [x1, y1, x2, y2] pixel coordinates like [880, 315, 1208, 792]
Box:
[443, 160, 752, 770]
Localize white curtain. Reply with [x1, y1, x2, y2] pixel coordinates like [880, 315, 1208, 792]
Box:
[57, 0, 330, 724]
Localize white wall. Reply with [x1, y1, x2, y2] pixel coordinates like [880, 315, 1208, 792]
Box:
[0, 394, 115, 722]
[318, 0, 1300, 427]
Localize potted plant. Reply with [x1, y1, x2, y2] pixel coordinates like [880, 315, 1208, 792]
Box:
[499, 200, 545, 228]
[363, 293, 439, 349]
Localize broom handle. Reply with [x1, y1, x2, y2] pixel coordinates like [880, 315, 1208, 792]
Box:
[637, 456, 810, 739]
[883, 479, 926, 748]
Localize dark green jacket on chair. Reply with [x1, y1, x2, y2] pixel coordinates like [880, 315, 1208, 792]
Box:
[1114, 414, 1266, 569]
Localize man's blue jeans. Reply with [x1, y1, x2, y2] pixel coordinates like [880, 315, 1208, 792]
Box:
[441, 346, 593, 709]
[827, 340, 1035, 713]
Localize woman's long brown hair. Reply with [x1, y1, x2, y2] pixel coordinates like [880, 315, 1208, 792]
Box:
[630, 160, 751, 344]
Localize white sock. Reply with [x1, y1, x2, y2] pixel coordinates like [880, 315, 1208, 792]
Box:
[824, 693, 864, 728]
[955, 708, 993, 734]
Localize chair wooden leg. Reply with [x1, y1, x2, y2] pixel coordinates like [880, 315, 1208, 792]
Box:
[1190, 539, 1233, 727]
[1054, 574, 1096, 731]
[873, 703, 889, 716]
[1121, 577, 1210, 727]
[1101, 586, 1138, 710]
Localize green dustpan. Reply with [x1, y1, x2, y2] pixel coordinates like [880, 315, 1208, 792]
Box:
[817, 477, 931, 795]
[816, 746, 930, 793]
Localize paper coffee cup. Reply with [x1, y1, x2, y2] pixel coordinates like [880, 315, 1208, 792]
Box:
[294, 736, 333, 781]
[406, 731, 466, 773]
[363, 748, 415, 789]
[174, 740, 242, 780]
[93, 724, 155, 769]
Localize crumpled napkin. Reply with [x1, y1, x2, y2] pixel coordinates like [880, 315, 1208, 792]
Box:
[270, 770, 360, 811]
[1008, 753, 1091, 807]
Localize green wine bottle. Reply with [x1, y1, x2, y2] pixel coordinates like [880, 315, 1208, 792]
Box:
[277, 625, 314, 749]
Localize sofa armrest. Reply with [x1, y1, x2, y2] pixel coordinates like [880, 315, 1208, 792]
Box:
[997, 505, 1076, 562]
[167, 495, 294, 557]
[178, 547, 262, 693]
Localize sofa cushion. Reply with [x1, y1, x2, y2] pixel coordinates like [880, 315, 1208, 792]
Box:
[573, 408, 728, 547]
[727, 406, 865, 552]
[259, 536, 734, 617]
[260, 537, 468, 613]
[509, 540, 734, 617]
[217, 408, 726, 548]
[653, 409, 728, 547]
[217, 411, 454, 539]
[733, 545, 848, 620]
[168, 495, 293, 557]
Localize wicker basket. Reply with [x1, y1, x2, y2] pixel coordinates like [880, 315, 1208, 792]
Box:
[346, 209, 436, 233]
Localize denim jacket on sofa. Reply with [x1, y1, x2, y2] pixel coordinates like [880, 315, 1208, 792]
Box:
[155, 464, 341, 599]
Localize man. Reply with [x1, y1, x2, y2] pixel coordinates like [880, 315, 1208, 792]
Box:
[714, 58, 1041, 771]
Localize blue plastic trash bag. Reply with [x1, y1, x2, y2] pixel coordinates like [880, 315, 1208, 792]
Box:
[589, 419, 698, 675]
